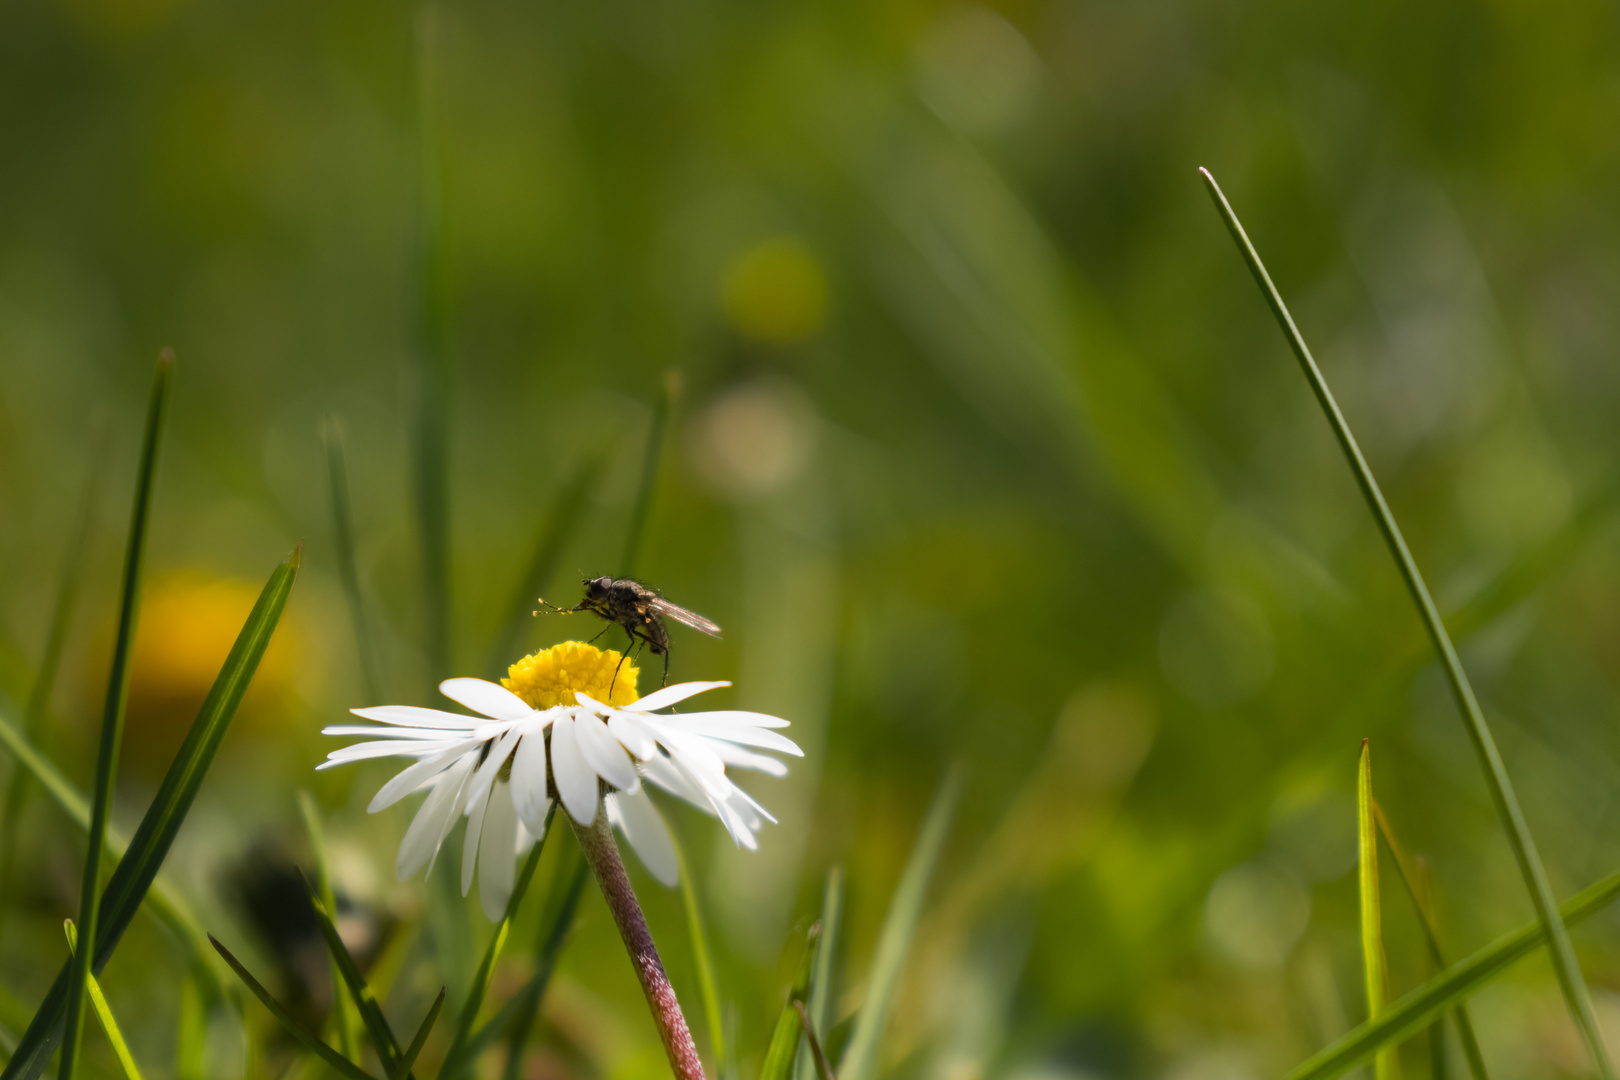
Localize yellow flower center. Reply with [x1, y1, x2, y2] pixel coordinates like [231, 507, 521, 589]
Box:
[502, 641, 640, 709]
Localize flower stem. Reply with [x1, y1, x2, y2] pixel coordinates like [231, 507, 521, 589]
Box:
[571, 809, 705, 1080]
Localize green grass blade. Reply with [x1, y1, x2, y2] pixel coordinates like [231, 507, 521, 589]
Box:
[487, 455, 602, 675]
[1, 547, 300, 1080]
[0, 425, 105, 926]
[62, 352, 173, 1080]
[209, 936, 374, 1080]
[499, 845, 589, 1080]
[322, 419, 383, 703]
[620, 371, 680, 576]
[796, 867, 843, 1080]
[838, 767, 963, 1080]
[175, 971, 204, 1080]
[297, 871, 403, 1075]
[670, 826, 725, 1072]
[1373, 803, 1491, 1080]
[1200, 167, 1615, 1080]
[439, 816, 550, 1079]
[388, 989, 444, 1080]
[62, 922, 142, 1080]
[1357, 743, 1397, 1080]
[299, 793, 363, 1063]
[761, 926, 820, 1080]
[794, 1002, 835, 1080]
[1285, 863, 1620, 1080]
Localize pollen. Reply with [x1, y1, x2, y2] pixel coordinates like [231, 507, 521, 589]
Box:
[502, 641, 640, 709]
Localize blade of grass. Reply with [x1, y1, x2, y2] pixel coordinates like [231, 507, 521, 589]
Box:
[1200, 167, 1615, 1080]
[1357, 742, 1398, 1080]
[323, 419, 383, 703]
[63, 922, 142, 1080]
[669, 826, 725, 1074]
[298, 793, 363, 1065]
[498, 844, 589, 1080]
[794, 1002, 835, 1080]
[488, 455, 603, 675]
[175, 970, 205, 1080]
[388, 988, 444, 1080]
[62, 352, 173, 1080]
[838, 767, 963, 1080]
[620, 371, 680, 576]
[1286, 862, 1620, 1080]
[1373, 804, 1490, 1080]
[297, 871, 405, 1076]
[439, 811, 551, 1079]
[2, 547, 300, 1080]
[0, 425, 105, 936]
[796, 867, 843, 1080]
[0, 702, 221, 991]
[761, 926, 820, 1080]
[209, 936, 375, 1080]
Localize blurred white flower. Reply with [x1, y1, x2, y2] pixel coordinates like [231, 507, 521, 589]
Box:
[319, 642, 799, 918]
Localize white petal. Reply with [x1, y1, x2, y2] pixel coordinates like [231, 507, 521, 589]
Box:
[510, 730, 551, 838]
[605, 712, 660, 759]
[369, 740, 482, 812]
[351, 705, 484, 729]
[550, 715, 599, 825]
[478, 781, 520, 920]
[655, 730, 733, 799]
[638, 753, 710, 809]
[440, 678, 535, 722]
[607, 790, 678, 887]
[708, 743, 790, 776]
[661, 709, 790, 729]
[620, 682, 730, 713]
[574, 713, 639, 792]
[322, 725, 460, 740]
[396, 755, 475, 880]
[461, 782, 491, 896]
[660, 723, 803, 756]
[463, 727, 523, 818]
[319, 739, 459, 769]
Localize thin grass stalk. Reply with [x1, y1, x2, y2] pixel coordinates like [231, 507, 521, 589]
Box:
[63, 922, 142, 1080]
[1357, 742, 1398, 1080]
[761, 929, 819, 1080]
[299, 871, 406, 1075]
[670, 827, 725, 1074]
[796, 868, 842, 1080]
[1200, 168, 1615, 1080]
[209, 937, 373, 1080]
[322, 419, 382, 703]
[499, 848, 589, 1080]
[0, 427, 105, 934]
[297, 793, 363, 1064]
[388, 989, 445, 1080]
[1286, 862, 1620, 1080]
[175, 972, 205, 1080]
[1372, 804, 1490, 1080]
[620, 370, 681, 576]
[794, 1002, 836, 1080]
[62, 352, 173, 1080]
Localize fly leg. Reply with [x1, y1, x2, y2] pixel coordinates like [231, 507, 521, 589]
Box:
[609, 627, 642, 699]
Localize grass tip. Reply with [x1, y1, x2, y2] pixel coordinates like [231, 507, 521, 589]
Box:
[289, 541, 305, 567]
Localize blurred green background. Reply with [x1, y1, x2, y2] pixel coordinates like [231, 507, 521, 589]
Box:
[4, 0, 1620, 1076]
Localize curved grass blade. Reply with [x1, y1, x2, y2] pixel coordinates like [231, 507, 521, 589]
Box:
[1200, 167, 1615, 1080]
[498, 844, 589, 1080]
[323, 419, 383, 704]
[620, 370, 681, 576]
[761, 925, 820, 1080]
[439, 814, 550, 1079]
[794, 1002, 836, 1080]
[175, 970, 205, 1080]
[1, 547, 300, 1080]
[838, 767, 963, 1080]
[389, 988, 444, 1080]
[63, 353, 173, 1080]
[797, 867, 843, 1080]
[1357, 742, 1398, 1080]
[297, 870, 404, 1076]
[62, 922, 142, 1080]
[209, 936, 374, 1080]
[298, 792, 363, 1063]
[488, 455, 603, 676]
[0, 425, 105, 932]
[1285, 863, 1620, 1080]
[670, 826, 725, 1074]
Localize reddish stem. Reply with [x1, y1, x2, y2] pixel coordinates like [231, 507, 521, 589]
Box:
[572, 809, 705, 1080]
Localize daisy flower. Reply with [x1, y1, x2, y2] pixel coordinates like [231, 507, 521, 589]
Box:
[319, 641, 800, 919]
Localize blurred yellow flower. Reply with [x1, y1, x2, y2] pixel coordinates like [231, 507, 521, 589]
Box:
[502, 641, 640, 709]
[721, 237, 829, 346]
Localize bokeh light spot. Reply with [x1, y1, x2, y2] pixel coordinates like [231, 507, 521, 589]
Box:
[720, 237, 829, 346]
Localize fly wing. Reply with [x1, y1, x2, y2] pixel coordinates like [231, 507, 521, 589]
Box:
[648, 597, 722, 637]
